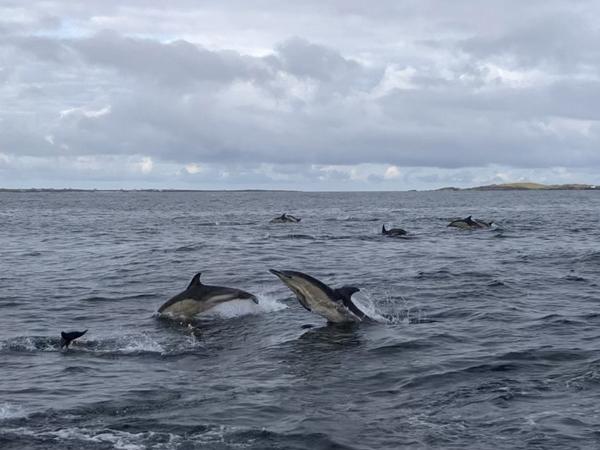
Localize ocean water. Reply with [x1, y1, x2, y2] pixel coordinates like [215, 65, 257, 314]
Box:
[1, 190, 600, 450]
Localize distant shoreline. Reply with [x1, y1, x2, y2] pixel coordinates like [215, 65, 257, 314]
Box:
[0, 182, 598, 193]
[0, 188, 297, 193]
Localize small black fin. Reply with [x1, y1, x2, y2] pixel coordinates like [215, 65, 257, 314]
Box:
[382, 224, 387, 234]
[60, 329, 87, 349]
[187, 272, 202, 288]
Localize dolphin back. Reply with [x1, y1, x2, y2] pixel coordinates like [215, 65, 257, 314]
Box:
[158, 275, 258, 317]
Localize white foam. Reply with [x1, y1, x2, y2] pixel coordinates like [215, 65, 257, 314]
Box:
[0, 403, 27, 420]
[206, 292, 287, 319]
[0, 425, 252, 449]
[116, 333, 164, 354]
[25, 427, 148, 450]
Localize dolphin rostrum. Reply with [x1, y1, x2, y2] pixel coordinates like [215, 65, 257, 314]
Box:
[158, 272, 258, 319]
[269, 269, 370, 323]
[60, 329, 87, 349]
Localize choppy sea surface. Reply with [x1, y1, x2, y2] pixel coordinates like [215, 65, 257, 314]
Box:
[1, 190, 600, 450]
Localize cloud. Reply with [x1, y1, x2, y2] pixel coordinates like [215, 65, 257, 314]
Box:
[384, 166, 400, 179]
[184, 162, 202, 174]
[134, 156, 153, 174]
[1, 0, 600, 189]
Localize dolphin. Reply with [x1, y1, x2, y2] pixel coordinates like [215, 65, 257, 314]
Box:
[382, 224, 407, 237]
[447, 215, 493, 229]
[269, 269, 370, 323]
[270, 213, 301, 223]
[60, 329, 87, 349]
[158, 273, 258, 319]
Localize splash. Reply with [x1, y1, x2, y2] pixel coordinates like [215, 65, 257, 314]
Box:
[206, 291, 287, 319]
[352, 290, 426, 325]
[0, 336, 57, 352]
[116, 333, 165, 354]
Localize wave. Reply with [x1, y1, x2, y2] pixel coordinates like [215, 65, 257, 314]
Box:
[266, 233, 317, 240]
[0, 403, 27, 421]
[0, 425, 359, 450]
[324, 216, 380, 222]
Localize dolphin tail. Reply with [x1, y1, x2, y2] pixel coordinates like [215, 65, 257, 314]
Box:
[60, 329, 88, 349]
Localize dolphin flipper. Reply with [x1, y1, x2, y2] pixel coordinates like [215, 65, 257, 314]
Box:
[296, 294, 312, 312]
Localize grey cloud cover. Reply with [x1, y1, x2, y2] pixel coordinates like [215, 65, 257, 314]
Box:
[0, 0, 599, 189]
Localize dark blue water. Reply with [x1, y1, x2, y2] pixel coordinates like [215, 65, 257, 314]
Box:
[1, 191, 600, 449]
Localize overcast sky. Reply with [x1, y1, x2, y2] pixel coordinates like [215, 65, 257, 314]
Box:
[1, 0, 599, 190]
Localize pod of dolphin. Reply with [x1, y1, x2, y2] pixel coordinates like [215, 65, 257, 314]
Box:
[59, 213, 493, 349]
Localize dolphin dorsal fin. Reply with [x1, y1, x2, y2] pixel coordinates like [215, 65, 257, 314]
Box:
[188, 272, 202, 288]
[382, 224, 387, 234]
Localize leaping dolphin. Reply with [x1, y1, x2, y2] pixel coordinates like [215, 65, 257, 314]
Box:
[269, 269, 370, 323]
[60, 329, 87, 349]
[158, 273, 258, 320]
[447, 216, 493, 229]
[382, 224, 407, 237]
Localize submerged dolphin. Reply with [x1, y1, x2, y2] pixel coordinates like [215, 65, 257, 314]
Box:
[158, 273, 258, 319]
[270, 269, 370, 323]
[60, 329, 87, 349]
[382, 224, 407, 237]
[447, 216, 493, 229]
[270, 213, 301, 223]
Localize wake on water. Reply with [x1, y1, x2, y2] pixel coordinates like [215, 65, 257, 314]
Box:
[0, 290, 414, 360]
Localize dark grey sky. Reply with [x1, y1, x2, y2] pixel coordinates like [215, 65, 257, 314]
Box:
[1, 0, 599, 189]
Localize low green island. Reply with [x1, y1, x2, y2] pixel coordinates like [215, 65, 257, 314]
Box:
[438, 182, 599, 191]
